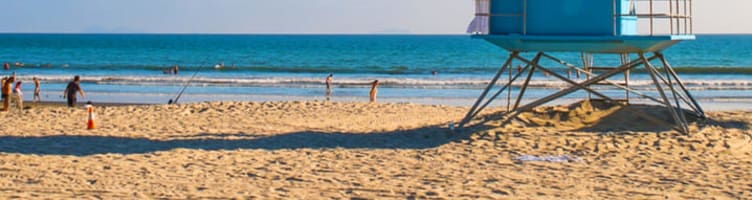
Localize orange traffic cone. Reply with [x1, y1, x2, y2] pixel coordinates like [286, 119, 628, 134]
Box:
[86, 102, 96, 130]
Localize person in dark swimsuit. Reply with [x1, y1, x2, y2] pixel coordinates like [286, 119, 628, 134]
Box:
[63, 75, 86, 107]
[1, 76, 12, 111]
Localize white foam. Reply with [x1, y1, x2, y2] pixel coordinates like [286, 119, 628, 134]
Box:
[15, 75, 752, 90]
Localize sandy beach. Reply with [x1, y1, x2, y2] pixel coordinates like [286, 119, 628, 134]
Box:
[0, 100, 750, 199]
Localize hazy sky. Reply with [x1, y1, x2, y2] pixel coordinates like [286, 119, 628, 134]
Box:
[0, 0, 748, 34]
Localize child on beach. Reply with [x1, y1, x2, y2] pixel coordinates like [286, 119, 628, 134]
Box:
[370, 80, 379, 103]
[63, 75, 86, 107]
[13, 81, 22, 109]
[33, 77, 41, 103]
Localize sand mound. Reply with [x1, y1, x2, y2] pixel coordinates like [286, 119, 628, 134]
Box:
[515, 100, 703, 132]
[478, 101, 752, 156]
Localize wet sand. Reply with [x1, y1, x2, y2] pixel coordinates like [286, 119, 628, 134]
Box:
[0, 101, 750, 199]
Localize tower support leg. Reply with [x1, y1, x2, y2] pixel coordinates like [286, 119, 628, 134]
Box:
[459, 51, 518, 128]
[641, 53, 689, 134]
[470, 53, 542, 119]
[513, 53, 542, 110]
[662, 64, 691, 133]
[657, 54, 706, 118]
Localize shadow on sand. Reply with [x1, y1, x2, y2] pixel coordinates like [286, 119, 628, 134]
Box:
[0, 126, 489, 156]
[2, 103, 747, 156]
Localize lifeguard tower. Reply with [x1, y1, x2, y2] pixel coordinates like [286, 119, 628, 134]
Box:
[461, 0, 704, 134]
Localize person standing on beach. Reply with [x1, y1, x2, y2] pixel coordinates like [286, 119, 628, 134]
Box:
[13, 81, 22, 109]
[325, 73, 333, 99]
[63, 75, 86, 107]
[173, 64, 179, 75]
[33, 77, 41, 103]
[2, 76, 14, 111]
[370, 80, 379, 103]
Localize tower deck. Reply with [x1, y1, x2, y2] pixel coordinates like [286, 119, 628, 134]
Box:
[475, 35, 695, 53]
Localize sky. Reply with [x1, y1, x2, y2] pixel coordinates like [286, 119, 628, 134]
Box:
[0, 0, 749, 34]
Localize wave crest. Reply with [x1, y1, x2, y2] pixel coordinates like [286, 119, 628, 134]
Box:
[18, 75, 752, 90]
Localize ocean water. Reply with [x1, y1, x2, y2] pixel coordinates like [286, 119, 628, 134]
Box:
[0, 34, 751, 105]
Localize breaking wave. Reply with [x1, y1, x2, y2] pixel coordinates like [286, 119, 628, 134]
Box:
[20, 75, 752, 90]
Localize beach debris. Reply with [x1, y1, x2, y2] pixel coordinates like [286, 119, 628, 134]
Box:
[515, 155, 582, 163]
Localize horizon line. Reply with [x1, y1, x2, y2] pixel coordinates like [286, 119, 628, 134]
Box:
[0, 32, 467, 35]
[1, 32, 752, 36]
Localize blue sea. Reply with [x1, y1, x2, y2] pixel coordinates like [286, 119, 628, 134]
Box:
[1, 34, 751, 106]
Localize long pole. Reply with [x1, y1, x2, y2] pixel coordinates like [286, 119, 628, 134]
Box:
[173, 69, 200, 104]
[173, 62, 208, 104]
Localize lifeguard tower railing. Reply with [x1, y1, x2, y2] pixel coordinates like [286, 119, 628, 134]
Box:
[462, 0, 703, 134]
[467, 0, 693, 36]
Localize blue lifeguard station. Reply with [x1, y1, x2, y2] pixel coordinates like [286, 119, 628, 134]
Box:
[461, 0, 704, 133]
